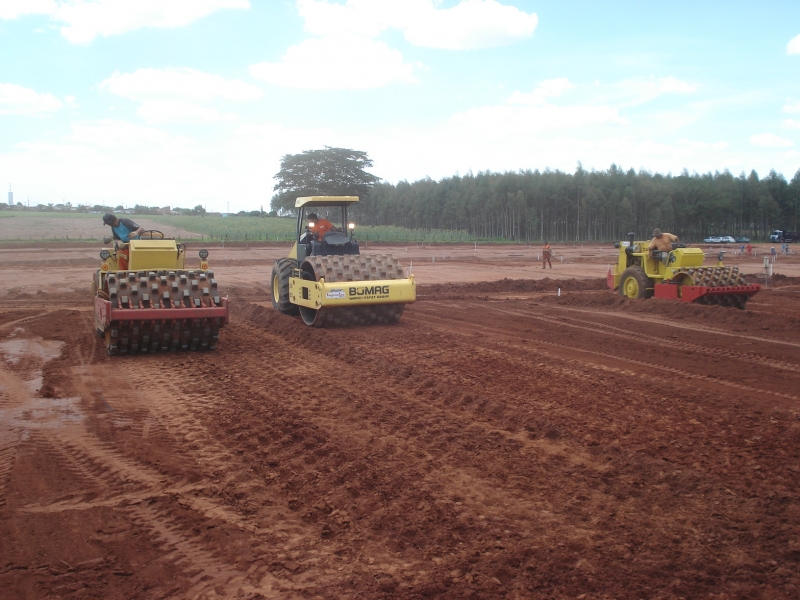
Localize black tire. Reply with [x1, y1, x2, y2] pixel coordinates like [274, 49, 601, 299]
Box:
[619, 266, 653, 299]
[271, 258, 299, 315]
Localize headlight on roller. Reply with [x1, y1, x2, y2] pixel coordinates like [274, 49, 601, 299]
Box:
[199, 249, 209, 259]
[100, 249, 111, 260]
[348, 222, 355, 230]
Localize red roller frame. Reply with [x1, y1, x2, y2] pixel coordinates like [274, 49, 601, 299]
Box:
[653, 283, 761, 302]
[95, 296, 229, 326]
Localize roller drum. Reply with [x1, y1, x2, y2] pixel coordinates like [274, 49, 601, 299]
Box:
[102, 269, 224, 355]
[299, 254, 406, 327]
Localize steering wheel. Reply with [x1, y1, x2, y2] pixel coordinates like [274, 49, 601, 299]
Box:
[137, 230, 165, 240]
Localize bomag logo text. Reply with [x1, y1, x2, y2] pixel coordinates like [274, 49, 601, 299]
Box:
[349, 285, 390, 297]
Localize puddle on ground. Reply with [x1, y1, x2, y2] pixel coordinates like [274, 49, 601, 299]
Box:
[0, 397, 84, 444]
[0, 337, 63, 365]
[0, 331, 75, 445]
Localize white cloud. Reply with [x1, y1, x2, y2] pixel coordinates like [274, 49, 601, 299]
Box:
[404, 0, 538, 50]
[657, 76, 696, 94]
[749, 133, 794, 148]
[0, 0, 250, 43]
[0, 0, 56, 20]
[296, 0, 537, 50]
[0, 118, 336, 210]
[783, 100, 800, 113]
[253, 0, 536, 90]
[249, 35, 416, 89]
[598, 76, 697, 108]
[788, 34, 800, 55]
[783, 119, 800, 130]
[509, 78, 574, 105]
[100, 68, 262, 102]
[69, 119, 187, 149]
[0, 83, 62, 115]
[452, 102, 625, 137]
[137, 101, 238, 124]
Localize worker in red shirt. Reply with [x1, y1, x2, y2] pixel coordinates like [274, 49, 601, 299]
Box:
[307, 212, 335, 241]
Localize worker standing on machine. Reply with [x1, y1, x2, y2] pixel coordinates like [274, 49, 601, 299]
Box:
[648, 228, 679, 257]
[542, 241, 552, 269]
[103, 213, 145, 270]
[307, 212, 335, 241]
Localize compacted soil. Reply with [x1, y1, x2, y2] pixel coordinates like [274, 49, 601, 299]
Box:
[1, 243, 799, 599]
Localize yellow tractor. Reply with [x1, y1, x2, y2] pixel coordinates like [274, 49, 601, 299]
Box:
[608, 232, 760, 308]
[93, 231, 229, 355]
[271, 196, 415, 326]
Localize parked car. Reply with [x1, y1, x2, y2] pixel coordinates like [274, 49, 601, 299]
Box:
[720, 236, 736, 243]
[703, 236, 721, 243]
[735, 236, 750, 243]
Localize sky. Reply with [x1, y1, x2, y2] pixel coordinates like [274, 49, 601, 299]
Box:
[1, 0, 799, 213]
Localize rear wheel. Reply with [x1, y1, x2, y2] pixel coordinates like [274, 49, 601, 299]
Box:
[619, 266, 653, 299]
[271, 258, 299, 315]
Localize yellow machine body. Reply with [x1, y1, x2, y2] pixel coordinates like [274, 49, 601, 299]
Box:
[128, 239, 185, 271]
[289, 275, 416, 309]
[609, 242, 705, 288]
[608, 237, 759, 308]
[271, 195, 415, 326]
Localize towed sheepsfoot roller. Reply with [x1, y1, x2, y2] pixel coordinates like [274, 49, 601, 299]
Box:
[608, 232, 760, 309]
[271, 196, 415, 327]
[93, 232, 229, 355]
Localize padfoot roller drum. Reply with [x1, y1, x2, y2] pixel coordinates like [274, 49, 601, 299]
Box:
[95, 269, 228, 355]
[298, 255, 407, 327]
[670, 266, 753, 308]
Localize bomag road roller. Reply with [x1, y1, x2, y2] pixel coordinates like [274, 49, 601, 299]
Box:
[93, 230, 229, 355]
[608, 232, 760, 309]
[271, 196, 415, 326]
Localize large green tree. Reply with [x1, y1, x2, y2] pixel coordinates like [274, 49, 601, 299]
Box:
[271, 146, 380, 213]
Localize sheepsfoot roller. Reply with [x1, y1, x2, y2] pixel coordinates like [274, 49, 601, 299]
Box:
[93, 231, 229, 355]
[271, 196, 415, 327]
[608, 232, 760, 309]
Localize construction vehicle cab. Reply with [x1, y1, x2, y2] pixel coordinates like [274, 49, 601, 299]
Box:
[272, 196, 415, 327]
[295, 197, 360, 262]
[608, 232, 760, 309]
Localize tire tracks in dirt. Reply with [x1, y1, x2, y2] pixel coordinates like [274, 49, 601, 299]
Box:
[424, 300, 800, 404]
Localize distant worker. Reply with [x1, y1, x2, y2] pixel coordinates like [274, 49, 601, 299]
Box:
[102, 213, 144, 243]
[648, 228, 678, 257]
[746, 243, 753, 256]
[102, 213, 145, 270]
[542, 241, 552, 269]
[307, 212, 336, 241]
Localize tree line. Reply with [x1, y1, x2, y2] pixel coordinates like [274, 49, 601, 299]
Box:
[355, 165, 800, 242]
[271, 148, 800, 242]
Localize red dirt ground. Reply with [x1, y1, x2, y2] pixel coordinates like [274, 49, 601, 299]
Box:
[1, 243, 800, 599]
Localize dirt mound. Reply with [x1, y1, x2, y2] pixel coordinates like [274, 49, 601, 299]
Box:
[421, 277, 607, 299]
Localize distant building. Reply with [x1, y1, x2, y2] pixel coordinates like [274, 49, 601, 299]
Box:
[7, 185, 12, 207]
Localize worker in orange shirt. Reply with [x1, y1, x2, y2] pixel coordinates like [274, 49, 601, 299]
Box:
[648, 228, 678, 256]
[542, 241, 552, 269]
[307, 212, 335, 240]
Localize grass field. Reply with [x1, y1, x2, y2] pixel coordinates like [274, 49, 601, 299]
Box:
[0, 211, 477, 243]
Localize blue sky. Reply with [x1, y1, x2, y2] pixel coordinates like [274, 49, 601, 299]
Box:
[1, 0, 799, 212]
